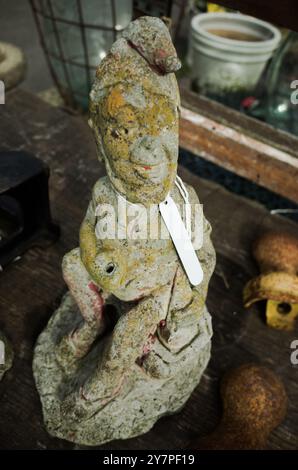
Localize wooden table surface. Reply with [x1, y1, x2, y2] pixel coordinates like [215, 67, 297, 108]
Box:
[0, 89, 297, 450]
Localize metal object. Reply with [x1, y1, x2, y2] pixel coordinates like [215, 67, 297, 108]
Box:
[244, 231, 298, 330]
[188, 364, 287, 450]
[29, 1, 183, 110]
[0, 151, 59, 269]
[133, 0, 173, 18]
[30, 0, 133, 110]
[266, 299, 298, 330]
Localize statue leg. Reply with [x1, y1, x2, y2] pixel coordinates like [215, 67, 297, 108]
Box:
[157, 265, 212, 354]
[56, 248, 108, 364]
[60, 278, 176, 420]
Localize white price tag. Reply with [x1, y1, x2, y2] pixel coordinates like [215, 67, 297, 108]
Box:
[159, 196, 203, 286]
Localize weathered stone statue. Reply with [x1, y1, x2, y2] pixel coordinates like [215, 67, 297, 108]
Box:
[33, 17, 216, 446]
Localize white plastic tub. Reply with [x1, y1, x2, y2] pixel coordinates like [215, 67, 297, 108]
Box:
[188, 13, 281, 103]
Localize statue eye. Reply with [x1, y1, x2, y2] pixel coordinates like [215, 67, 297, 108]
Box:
[111, 129, 120, 138]
[111, 128, 130, 138]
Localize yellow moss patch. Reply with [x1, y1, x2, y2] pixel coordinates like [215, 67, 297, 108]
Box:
[106, 86, 126, 118]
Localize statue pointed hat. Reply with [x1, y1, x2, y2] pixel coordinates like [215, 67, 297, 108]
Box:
[89, 16, 181, 112]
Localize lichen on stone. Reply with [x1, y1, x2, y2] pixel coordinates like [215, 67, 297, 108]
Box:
[33, 16, 216, 446]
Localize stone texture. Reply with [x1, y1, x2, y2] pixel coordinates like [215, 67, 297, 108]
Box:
[33, 16, 216, 446]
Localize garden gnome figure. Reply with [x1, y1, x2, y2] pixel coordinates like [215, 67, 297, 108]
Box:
[33, 17, 216, 446]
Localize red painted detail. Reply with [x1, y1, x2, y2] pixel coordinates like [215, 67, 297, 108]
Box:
[143, 166, 151, 170]
[156, 48, 167, 59]
[88, 281, 104, 320]
[241, 95, 257, 109]
[88, 281, 99, 294]
[142, 333, 156, 356]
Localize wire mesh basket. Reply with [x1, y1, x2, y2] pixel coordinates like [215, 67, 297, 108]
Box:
[30, 0, 179, 110]
[30, 0, 134, 110]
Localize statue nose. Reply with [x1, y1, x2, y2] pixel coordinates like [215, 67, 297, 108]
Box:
[130, 136, 166, 166]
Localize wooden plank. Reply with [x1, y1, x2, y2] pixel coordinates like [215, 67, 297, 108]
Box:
[180, 87, 298, 155]
[214, 0, 298, 32]
[179, 88, 298, 204]
[0, 90, 297, 449]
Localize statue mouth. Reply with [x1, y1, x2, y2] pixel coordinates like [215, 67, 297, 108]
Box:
[134, 162, 167, 183]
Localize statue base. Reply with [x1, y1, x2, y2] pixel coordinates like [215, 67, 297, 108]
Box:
[33, 293, 212, 446]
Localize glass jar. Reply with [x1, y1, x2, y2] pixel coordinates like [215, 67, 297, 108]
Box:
[265, 31, 298, 135]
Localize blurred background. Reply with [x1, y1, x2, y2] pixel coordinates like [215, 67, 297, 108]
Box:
[1, 2, 298, 451]
[0, 1, 297, 217]
[1, 1, 297, 129]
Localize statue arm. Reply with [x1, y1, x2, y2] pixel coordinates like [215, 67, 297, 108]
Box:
[157, 185, 215, 353]
[61, 282, 174, 418]
[79, 190, 97, 273]
[56, 182, 109, 366]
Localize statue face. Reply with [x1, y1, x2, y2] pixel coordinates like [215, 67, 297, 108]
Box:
[94, 84, 179, 205]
